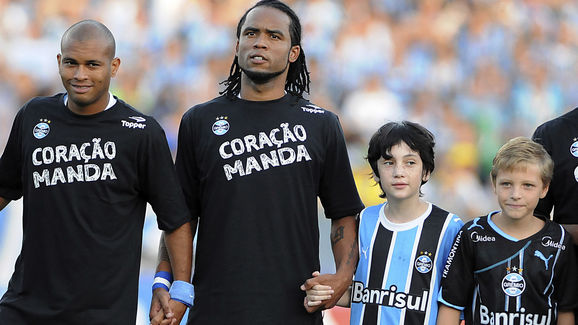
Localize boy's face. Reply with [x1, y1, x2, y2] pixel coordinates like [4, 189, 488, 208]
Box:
[492, 163, 549, 222]
[374, 142, 430, 202]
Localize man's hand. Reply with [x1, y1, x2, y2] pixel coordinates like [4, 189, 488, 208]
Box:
[149, 288, 173, 325]
[159, 300, 188, 325]
[303, 272, 350, 309]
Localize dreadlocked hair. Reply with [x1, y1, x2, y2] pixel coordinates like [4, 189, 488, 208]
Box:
[220, 0, 310, 99]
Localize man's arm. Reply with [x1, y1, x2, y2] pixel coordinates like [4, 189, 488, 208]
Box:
[150, 218, 197, 325]
[329, 215, 358, 290]
[164, 221, 194, 282]
[0, 197, 10, 211]
[302, 215, 357, 312]
[436, 305, 461, 325]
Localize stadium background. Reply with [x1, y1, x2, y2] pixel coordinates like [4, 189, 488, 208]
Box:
[0, 0, 576, 323]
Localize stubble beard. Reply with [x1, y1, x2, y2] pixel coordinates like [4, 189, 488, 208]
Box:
[240, 60, 289, 85]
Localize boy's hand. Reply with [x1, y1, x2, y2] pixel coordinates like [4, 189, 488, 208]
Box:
[150, 288, 174, 325]
[304, 284, 334, 308]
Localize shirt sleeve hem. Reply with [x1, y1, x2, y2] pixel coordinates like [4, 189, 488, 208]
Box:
[0, 189, 22, 201]
[438, 295, 465, 311]
[325, 205, 365, 219]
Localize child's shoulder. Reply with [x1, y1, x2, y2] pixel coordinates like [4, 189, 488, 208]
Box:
[358, 203, 385, 235]
[540, 218, 575, 247]
[427, 204, 464, 225]
[361, 203, 385, 214]
[359, 203, 385, 222]
[461, 215, 490, 231]
[430, 204, 460, 219]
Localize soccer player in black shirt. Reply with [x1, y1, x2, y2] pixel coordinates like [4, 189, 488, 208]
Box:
[532, 107, 578, 324]
[149, 1, 364, 324]
[438, 137, 576, 325]
[0, 20, 193, 324]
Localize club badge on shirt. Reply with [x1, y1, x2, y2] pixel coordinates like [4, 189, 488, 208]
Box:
[415, 251, 433, 273]
[571, 138, 578, 158]
[213, 116, 230, 136]
[33, 119, 51, 139]
[502, 269, 525, 297]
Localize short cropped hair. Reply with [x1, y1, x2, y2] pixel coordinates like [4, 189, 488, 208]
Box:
[490, 136, 553, 187]
[367, 121, 435, 198]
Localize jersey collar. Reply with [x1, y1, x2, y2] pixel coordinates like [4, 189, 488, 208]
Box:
[63, 91, 117, 110]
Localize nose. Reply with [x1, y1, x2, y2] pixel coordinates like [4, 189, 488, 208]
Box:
[392, 164, 405, 177]
[253, 34, 268, 49]
[74, 65, 88, 80]
[510, 185, 522, 199]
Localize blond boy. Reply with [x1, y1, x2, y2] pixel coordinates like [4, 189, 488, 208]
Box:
[438, 137, 577, 325]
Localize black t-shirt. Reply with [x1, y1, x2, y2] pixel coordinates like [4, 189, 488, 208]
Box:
[439, 213, 577, 325]
[177, 94, 364, 325]
[0, 94, 189, 324]
[532, 107, 578, 226]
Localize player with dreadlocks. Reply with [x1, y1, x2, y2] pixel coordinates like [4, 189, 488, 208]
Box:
[220, 0, 310, 99]
[149, 1, 364, 324]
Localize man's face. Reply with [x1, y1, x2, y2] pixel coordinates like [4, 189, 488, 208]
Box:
[57, 37, 119, 115]
[236, 6, 300, 84]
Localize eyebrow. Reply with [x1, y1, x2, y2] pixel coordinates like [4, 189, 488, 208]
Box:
[384, 152, 419, 158]
[243, 26, 285, 36]
[61, 57, 103, 64]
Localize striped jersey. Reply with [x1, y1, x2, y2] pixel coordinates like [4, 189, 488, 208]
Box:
[351, 202, 463, 325]
[438, 212, 578, 325]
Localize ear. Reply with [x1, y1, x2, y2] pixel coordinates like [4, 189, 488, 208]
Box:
[490, 174, 497, 194]
[110, 57, 121, 77]
[288, 45, 300, 63]
[373, 173, 380, 183]
[540, 182, 549, 199]
[422, 170, 431, 183]
[235, 40, 240, 56]
[57, 53, 62, 67]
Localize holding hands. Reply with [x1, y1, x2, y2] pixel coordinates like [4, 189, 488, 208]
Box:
[300, 271, 351, 313]
[149, 288, 188, 325]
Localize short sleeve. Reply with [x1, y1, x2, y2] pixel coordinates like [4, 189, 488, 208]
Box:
[438, 226, 475, 310]
[0, 108, 24, 200]
[318, 114, 364, 219]
[175, 110, 201, 219]
[531, 125, 554, 218]
[554, 231, 578, 311]
[140, 119, 190, 231]
[438, 215, 464, 270]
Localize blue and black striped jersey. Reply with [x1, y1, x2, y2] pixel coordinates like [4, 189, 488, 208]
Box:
[351, 202, 463, 325]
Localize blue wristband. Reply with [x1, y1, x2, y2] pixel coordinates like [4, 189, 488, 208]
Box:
[152, 271, 173, 292]
[169, 280, 195, 307]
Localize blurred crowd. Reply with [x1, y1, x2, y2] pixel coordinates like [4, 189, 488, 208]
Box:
[1, 0, 577, 219]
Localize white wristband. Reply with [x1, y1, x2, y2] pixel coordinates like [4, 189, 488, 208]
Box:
[153, 277, 172, 291]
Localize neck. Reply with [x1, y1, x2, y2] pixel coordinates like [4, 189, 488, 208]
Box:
[67, 92, 110, 115]
[491, 212, 545, 240]
[385, 198, 428, 224]
[239, 74, 287, 101]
